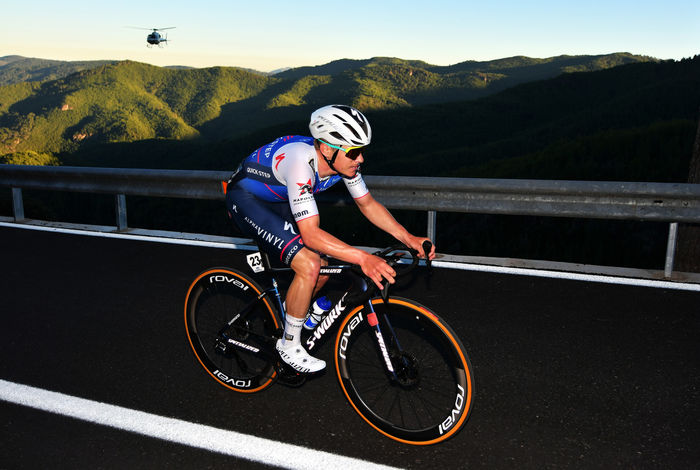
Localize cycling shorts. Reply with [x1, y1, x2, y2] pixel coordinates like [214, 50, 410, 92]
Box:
[226, 181, 306, 265]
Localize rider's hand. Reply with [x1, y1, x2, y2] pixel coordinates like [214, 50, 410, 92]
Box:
[406, 235, 436, 260]
[360, 252, 396, 290]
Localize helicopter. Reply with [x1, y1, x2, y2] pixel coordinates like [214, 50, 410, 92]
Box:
[130, 27, 175, 47]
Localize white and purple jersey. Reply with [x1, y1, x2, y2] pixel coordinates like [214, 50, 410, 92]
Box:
[226, 135, 369, 265]
[236, 135, 369, 221]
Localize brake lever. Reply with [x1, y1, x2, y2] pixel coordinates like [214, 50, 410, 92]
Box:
[380, 257, 400, 303]
[422, 240, 433, 273]
[380, 281, 390, 303]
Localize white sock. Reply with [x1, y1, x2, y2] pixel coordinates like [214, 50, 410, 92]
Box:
[281, 315, 304, 348]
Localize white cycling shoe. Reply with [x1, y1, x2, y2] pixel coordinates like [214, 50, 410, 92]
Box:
[275, 340, 326, 373]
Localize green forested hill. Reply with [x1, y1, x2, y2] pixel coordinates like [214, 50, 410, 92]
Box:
[0, 53, 655, 156]
[276, 53, 654, 102]
[206, 56, 698, 184]
[10, 54, 691, 187]
[0, 61, 275, 154]
[43, 55, 697, 192]
[363, 56, 700, 182]
[0, 56, 117, 86]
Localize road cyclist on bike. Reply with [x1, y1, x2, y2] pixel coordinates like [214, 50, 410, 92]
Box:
[225, 104, 435, 374]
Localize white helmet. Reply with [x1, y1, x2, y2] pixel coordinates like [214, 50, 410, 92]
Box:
[309, 105, 372, 147]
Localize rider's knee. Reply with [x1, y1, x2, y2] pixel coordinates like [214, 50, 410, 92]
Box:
[291, 249, 322, 283]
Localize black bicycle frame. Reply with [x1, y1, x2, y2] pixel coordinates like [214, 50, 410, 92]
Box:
[304, 266, 400, 380]
[227, 248, 413, 380]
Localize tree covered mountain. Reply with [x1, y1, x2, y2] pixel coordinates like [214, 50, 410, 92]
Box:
[0, 56, 117, 86]
[0, 53, 656, 157]
[47, 55, 696, 187]
[365, 56, 700, 182]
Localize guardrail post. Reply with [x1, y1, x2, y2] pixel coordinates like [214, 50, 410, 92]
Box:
[664, 222, 678, 278]
[427, 210, 436, 242]
[12, 187, 24, 221]
[116, 194, 127, 231]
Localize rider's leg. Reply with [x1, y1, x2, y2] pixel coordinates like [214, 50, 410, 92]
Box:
[276, 247, 327, 373]
[284, 247, 320, 322]
[224, 186, 326, 372]
[285, 254, 329, 321]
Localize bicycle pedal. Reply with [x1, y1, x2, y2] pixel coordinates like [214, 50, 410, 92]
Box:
[275, 362, 307, 388]
[214, 338, 228, 354]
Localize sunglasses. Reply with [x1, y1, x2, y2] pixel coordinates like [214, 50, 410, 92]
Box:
[319, 139, 366, 160]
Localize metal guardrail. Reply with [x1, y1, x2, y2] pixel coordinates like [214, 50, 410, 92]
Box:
[2, 164, 700, 277]
[363, 176, 700, 221]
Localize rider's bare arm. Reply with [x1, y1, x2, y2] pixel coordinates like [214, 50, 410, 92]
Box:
[354, 193, 436, 260]
[296, 215, 396, 289]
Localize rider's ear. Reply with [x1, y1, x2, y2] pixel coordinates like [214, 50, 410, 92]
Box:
[317, 141, 333, 158]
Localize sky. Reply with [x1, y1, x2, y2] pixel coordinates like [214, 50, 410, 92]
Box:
[2, 0, 698, 72]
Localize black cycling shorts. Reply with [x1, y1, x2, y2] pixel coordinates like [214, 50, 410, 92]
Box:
[226, 182, 305, 265]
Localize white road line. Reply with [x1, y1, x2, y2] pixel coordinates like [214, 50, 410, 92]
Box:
[433, 260, 700, 292]
[3, 220, 699, 291]
[0, 379, 400, 470]
[0, 221, 254, 250]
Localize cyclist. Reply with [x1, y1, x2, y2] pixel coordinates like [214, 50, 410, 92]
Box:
[225, 104, 435, 373]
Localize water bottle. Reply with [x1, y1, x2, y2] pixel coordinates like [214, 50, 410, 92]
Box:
[303, 296, 332, 330]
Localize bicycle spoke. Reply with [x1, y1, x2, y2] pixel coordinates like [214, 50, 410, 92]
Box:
[356, 379, 392, 396]
[366, 382, 392, 410]
[404, 390, 427, 429]
[384, 388, 400, 423]
[348, 359, 385, 371]
[395, 391, 406, 428]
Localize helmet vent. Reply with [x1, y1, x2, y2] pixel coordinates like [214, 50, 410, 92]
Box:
[329, 131, 345, 142]
[343, 123, 361, 140]
[332, 113, 348, 123]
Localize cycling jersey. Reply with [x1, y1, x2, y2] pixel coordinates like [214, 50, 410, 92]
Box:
[226, 135, 369, 265]
[235, 135, 369, 221]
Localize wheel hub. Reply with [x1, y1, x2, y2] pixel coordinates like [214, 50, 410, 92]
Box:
[392, 351, 420, 387]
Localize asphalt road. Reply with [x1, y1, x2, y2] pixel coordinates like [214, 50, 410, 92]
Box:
[1, 225, 698, 469]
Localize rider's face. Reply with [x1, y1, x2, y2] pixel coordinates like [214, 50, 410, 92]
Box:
[336, 148, 364, 177]
[319, 141, 365, 178]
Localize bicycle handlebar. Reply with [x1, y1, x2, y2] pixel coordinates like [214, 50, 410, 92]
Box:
[372, 240, 432, 270]
[361, 240, 433, 301]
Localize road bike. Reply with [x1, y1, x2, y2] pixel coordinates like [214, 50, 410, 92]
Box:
[184, 242, 474, 445]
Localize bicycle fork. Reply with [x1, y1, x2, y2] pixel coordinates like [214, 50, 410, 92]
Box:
[364, 300, 399, 378]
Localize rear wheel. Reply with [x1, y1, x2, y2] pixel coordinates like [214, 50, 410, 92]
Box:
[185, 268, 280, 393]
[335, 297, 474, 445]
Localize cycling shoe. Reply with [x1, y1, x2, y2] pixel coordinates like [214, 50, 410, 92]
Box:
[275, 340, 326, 373]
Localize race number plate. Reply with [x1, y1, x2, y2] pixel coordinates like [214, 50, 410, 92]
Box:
[246, 252, 265, 273]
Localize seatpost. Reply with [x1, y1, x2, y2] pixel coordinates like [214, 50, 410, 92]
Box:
[253, 243, 286, 317]
[257, 245, 273, 272]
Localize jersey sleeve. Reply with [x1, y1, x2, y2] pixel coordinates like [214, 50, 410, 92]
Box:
[280, 151, 320, 222]
[344, 173, 370, 200]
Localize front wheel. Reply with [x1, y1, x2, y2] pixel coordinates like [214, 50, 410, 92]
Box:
[335, 297, 474, 445]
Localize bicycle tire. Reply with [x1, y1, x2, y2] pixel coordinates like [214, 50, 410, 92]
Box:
[335, 297, 474, 445]
[185, 268, 280, 393]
